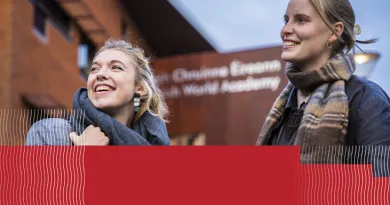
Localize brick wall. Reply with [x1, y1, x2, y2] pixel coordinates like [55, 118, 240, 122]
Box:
[0, 0, 151, 145]
[77, 0, 152, 53]
[0, 0, 13, 109]
[0, 0, 14, 145]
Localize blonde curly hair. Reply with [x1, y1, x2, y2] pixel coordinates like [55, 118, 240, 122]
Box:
[93, 38, 169, 122]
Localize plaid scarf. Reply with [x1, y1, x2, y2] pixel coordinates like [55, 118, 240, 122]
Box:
[256, 54, 356, 163]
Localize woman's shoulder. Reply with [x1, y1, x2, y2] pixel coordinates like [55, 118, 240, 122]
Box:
[30, 118, 72, 129]
[139, 110, 166, 126]
[346, 75, 390, 127]
[137, 110, 170, 145]
[346, 75, 390, 107]
[345, 75, 390, 145]
[26, 118, 73, 145]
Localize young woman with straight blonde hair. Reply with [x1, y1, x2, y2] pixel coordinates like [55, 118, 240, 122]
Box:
[257, 0, 390, 175]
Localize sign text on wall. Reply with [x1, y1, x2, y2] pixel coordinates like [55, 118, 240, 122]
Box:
[156, 59, 283, 98]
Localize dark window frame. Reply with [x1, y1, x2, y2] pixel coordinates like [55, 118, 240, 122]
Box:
[121, 19, 128, 41]
[78, 29, 97, 80]
[30, 0, 72, 41]
[33, 5, 46, 37]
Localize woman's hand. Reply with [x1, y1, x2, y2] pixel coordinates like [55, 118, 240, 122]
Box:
[69, 125, 110, 146]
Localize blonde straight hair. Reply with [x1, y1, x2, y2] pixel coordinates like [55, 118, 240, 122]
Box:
[309, 0, 377, 54]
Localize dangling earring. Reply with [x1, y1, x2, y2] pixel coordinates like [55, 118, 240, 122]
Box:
[133, 93, 141, 113]
[327, 42, 333, 49]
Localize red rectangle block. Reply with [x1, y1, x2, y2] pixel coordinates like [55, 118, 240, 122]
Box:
[84, 146, 300, 205]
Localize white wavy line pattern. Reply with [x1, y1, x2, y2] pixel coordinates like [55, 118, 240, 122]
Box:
[0, 110, 4, 204]
[0, 109, 389, 204]
[5, 110, 10, 204]
[299, 145, 390, 204]
[383, 146, 388, 204]
[0, 109, 86, 205]
[358, 146, 362, 205]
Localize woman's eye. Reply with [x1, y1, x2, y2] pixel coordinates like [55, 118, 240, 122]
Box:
[90, 67, 97, 72]
[297, 18, 307, 23]
[113, 66, 123, 70]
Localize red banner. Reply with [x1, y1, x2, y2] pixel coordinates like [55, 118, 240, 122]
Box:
[0, 146, 388, 205]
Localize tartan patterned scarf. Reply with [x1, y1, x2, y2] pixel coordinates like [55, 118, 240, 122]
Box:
[256, 54, 356, 163]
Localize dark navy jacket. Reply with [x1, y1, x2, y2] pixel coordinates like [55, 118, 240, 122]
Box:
[268, 75, 390, 176]
[345, 75, 390, 145]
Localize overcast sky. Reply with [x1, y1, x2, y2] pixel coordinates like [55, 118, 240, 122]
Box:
[169, 0, 390, 94]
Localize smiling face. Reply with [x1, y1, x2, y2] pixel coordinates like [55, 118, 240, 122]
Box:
[87, 49, 139, 113]
[281, 0, 333, 67]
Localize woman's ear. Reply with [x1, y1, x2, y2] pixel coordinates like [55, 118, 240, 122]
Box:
[135, 81, 148, 96]
[328, 22, 344, 43]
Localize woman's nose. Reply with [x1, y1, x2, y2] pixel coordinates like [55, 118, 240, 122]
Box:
[281, 23, 293, 38]
[96, 69, 109, 81]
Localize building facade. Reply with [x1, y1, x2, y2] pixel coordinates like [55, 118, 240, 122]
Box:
[0, 0, 150, 145]
[0, 0, 284, 145]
